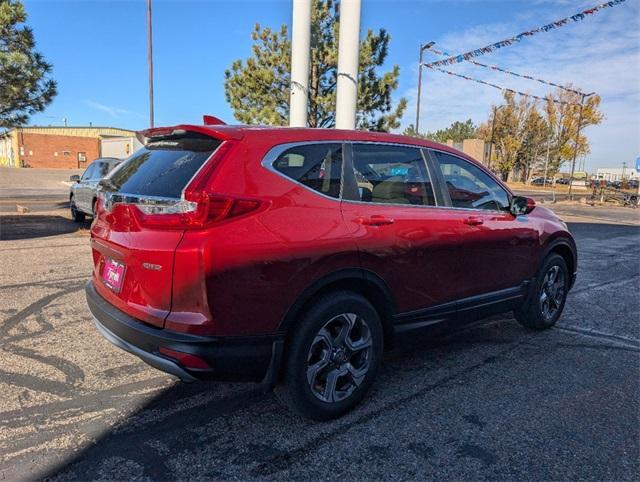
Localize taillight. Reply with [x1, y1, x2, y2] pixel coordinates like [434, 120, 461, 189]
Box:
[131, 193, 264, 229]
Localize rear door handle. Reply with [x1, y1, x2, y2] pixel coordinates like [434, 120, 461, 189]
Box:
[463, 216, 484, 226]
[358, 215, 395, 226]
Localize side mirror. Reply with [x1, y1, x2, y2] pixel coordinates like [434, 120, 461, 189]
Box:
[70, 174, 80, 182]
[510, 196, 536, 215]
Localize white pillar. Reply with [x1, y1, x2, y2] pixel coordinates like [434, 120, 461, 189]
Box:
[335, 0, 361, 130]
[289, 0, 312, 127]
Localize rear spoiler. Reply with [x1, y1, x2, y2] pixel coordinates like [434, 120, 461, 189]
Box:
[137, 124, 244, 145]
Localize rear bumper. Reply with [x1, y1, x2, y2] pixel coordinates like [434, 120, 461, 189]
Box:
[86, 281, 283, 383]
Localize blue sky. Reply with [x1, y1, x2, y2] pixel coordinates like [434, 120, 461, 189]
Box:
[24, 0, 639, 171]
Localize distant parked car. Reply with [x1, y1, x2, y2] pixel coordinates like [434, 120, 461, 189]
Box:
[531, 177, 552, 186]
[69, 157, 121, 221]
[628, 180, 639, 189]
[555, 178, 570, 185]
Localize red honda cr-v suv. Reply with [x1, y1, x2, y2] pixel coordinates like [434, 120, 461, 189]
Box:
[86, 123, 577, 420]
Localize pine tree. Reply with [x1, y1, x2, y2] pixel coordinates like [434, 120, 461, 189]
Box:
[0, 0, 57, 128]
[404, 119, 478, 143]
[224, 0, 406, 131]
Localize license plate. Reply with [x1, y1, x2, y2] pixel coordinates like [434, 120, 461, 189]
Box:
[102, 258, 125, 293]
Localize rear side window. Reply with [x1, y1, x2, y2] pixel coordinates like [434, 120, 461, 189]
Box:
[97, 162, 111, 178]
[81, 162, 97, 181]
[348, 144, 436, 206]
[108, 134, 220, 199]
[272, 143, 343, 199]
[432, 150, 509, 211]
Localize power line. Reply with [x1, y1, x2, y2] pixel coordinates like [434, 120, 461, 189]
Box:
[426, 66, 583, 106]
[425, 46, 584, 96]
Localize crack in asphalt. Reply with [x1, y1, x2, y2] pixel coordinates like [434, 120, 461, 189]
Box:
[0, 282, 84, 338]
[47, 386, 268, 480]
[569, 273, 640, 295]
[0, 376, 171, 430]
[0, 280, 88, 401]
[248, 339, 528, 477]
[556, 325, 640, 349]
[0, 275, 89, 291]
[0, 241, 89, 252]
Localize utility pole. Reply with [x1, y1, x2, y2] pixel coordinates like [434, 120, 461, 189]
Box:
[543, 130, 551, 188]
[415, 41, 435, 134]
[636, 156, 640, 202]
[147, 0, 155, 128]
[568, 91, 595, 200]
[289, 0, 312, 127]
[335, 0, 361, 130]
[487, 105, 502, 171]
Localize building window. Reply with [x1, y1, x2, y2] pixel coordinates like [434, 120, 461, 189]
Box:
[63, 150, 71, 156]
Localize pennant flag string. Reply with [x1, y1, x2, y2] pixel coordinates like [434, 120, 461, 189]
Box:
[423, 0, 627, 69]
[424, 47, 584, 96]
[426, 66, 582, 106]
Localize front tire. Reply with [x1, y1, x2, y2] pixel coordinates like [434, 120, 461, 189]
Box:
[276, 291, 383, 421]
[515, 254, 569, 330]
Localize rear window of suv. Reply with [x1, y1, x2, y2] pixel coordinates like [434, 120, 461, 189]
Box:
[271, 143, 343, 199]
[107, 134, 220, 199]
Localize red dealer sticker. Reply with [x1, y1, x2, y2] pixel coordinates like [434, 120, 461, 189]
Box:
[102, 258, 125, 293]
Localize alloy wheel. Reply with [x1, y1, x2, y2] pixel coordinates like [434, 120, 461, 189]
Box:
[306, 313, 373, 403]
[539, 265, 566, 321]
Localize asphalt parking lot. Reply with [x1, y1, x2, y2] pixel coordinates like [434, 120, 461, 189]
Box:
[1, 202, 638, 480]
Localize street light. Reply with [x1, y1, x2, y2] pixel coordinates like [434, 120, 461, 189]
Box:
[568, 91, 596, 200]
[415, 41, 435, 134]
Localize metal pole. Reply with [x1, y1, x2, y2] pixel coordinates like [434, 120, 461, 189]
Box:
[289, 0, 312, 127]
[335, 0, 361, 130]
[147, 0, 155, 128]
[543, 131, 551, 188]
[416, 45, 424, 133]
[568, 92, 594, 200]
[487, 105, 497, 170]
[415, 41, 434, 135]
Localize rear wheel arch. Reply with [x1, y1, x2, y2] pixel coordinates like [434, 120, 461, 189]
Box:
[279, 269, 397, 350]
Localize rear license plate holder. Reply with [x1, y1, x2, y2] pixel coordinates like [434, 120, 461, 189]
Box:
[102, 258, 126, 293]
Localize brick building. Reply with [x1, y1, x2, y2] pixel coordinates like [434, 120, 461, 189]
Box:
[0, 126, 137, 169]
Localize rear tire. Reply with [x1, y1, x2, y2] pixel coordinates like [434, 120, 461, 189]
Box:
[70, 196, 85, 222]
[275, 291, 383, 421]
[515, 254, 569, 330]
